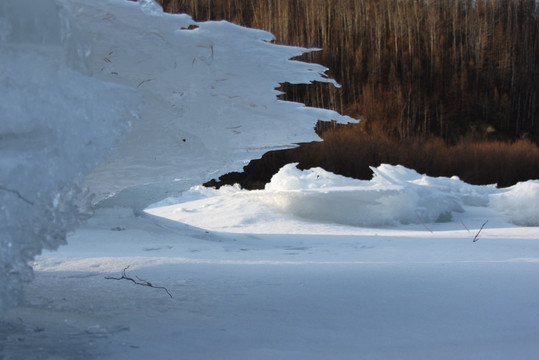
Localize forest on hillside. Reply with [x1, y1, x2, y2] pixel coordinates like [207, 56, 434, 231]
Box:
[157, 0, 539, 187]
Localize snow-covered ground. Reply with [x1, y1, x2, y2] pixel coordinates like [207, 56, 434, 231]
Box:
[2, 0, 539, 359]
[3, 169, 539, 359]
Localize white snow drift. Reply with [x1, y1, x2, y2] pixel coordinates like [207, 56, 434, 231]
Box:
[147, 163, 539, 229]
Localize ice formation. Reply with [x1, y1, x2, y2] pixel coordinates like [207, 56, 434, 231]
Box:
[0, 0, 135, 310]
[0, 0, 352, 311]
[150, 163, 539, 228]
[261, 164, 539, 227]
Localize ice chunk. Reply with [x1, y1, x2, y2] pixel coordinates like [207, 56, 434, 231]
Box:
[260, 164, 466, 226]
[489, 181, 539, 226]
[262, 164, 539, 227]
[138, 0, 163, 16]
[0, 1, 139, 311]
[265, 163, 367, 191]
[147, 163, 539, 230]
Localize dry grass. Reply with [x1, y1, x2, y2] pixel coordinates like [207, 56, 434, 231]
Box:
[208, 126, 539, 189]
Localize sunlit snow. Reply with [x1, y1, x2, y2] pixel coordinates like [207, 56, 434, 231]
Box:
[147, 163, 539, 230]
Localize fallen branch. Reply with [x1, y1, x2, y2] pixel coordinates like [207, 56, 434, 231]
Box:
[473, 220, 488, 242]
[136, 78, 154, 88]
[0, 185, 33, 205]
[105, 265, 172, 298]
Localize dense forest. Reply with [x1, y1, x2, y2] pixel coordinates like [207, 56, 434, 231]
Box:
[156, 0, 539, 187]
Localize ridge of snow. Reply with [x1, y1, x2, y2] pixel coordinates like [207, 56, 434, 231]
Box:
[147, 163, 539, 229]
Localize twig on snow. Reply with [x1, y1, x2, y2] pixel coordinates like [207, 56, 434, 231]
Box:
[105, 265, 172, 298]
[473, 220, 488, 242]
[460, 218, 470, 232]
[0, 185, 34, 205]
[136, 78, 154, 88]
[417, 215, 433, 233]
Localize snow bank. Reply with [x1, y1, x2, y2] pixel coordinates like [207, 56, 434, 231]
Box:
[263, 164, 539, 226]
[151, 164, 539, 228]
[0, 0, 138, 310]
[261, 164, 469, 226]
[489, 181, 539, 226]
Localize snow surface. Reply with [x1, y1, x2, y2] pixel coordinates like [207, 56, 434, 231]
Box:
[2, 0, 539, 359]
[3, 168, 539, 359]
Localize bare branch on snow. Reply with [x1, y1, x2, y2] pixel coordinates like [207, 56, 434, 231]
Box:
[105, 265, 172, 298]
[0, 185, 34, 205]
[473, 221, 488, 242]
